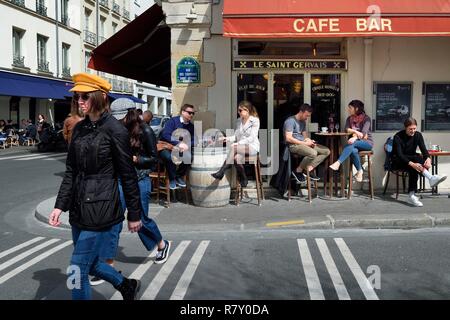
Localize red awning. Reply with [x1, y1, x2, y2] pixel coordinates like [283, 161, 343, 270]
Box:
[88, 4, 171, 87]
[223, 0, 450, 38]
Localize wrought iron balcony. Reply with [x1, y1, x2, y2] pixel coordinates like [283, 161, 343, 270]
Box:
[37, 60, 50, 72]
[112, 2, 120, 15]
[36, 1, 47, 16]
[62, 67, 71, 78]
[84, 30, 97, 46]
[99, 0, 109, 9]
[9, 0, 25, 8]
[61, 14, 70, 26]
[123, 9, 130, 20]
[12, 55, 25, 68]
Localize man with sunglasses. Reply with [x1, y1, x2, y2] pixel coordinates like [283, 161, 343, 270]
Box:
[159, 104, 196, 189]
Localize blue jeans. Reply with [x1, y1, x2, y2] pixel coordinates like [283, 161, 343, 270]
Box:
[117, 176, 163, 252]
[70, 224, 124, 300]
[337, 140, 373, 171]
[159, 149, 188, 181]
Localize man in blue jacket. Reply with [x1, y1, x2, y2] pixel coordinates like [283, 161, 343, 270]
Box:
[159, 104, 195, 189]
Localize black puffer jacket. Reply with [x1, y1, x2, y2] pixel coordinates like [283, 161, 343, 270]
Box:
[54, 112, 142, 231]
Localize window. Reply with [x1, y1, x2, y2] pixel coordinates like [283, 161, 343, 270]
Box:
[112, 22, 118, 34]
[60, 0, 69, 25]
[62, 43, 70, 77]
[99, 17, 106, 44]
[37, 34, 49, 72]
[85, 51, 91, 72]
[12, 27, 25, 67]
[36, 0, 47, 17]
[237, 41, 341, 57]
[85, 9, 91, 31]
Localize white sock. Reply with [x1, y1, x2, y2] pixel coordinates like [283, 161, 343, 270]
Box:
[422, 169, 432, 180]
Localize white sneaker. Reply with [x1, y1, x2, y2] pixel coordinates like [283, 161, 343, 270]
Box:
[429, 175, 447, 188]
[355, 170, 363, 183]
[407, 196, 423, 207]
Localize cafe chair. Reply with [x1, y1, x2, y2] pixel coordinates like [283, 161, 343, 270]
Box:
[383, 168, 408, 200]
[235, 154, 265, 206]
[347, 151, 374, 200]
[287, 152, 318, 204]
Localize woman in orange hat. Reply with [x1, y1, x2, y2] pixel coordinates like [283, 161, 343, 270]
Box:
[48, 73, 143, 300]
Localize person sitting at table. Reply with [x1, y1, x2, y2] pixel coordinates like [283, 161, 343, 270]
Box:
[391, 117, 447, 207]
[329, 99, 373, 182]
[211, 100, 260, 187]
[284, 103, 330, 184]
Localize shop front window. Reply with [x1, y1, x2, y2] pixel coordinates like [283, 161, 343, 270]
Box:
[273, 74, 304, 134]
[237, 73, 268, 130]
[310, 74, 341, 130]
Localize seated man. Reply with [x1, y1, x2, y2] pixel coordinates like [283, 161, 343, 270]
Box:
[284, 103, 330, 184]
[159, 104, 195, 189]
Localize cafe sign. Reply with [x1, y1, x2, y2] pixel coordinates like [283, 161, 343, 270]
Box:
[233, 59, 347, 70]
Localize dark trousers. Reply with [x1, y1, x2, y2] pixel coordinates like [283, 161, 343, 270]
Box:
[159, 149, 188, 181]
[392, 154, 424, 193]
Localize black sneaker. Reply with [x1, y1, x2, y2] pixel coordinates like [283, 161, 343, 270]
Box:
[308, 173, 321, 181]
[155, 240, 171, 264]
[291, 171, 306, 184]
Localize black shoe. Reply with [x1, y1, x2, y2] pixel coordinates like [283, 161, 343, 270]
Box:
[291, 171, 306, 184]
[211, 163, 232, 180]
[308, 173, 320, 181]
[114, 277, 141, 300]
[235, 164, 248, 187]
[155, 240, 171, 264]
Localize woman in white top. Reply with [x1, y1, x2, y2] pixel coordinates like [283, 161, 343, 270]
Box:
[212, 101, 260, 187]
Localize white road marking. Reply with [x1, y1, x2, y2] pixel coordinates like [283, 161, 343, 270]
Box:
[16, 154, 67, 161]
[334, 238, 379, 300]
[315, 238, 351, 300]
[297, 239, 325, 300]
[141, 241, 190, 300]
[0, 237, 45, 259]
[0, 153, 66, 161]
[170, 240, 210, 300]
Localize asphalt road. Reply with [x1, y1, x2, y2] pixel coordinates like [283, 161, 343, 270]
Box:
[0, 148, 449, 300]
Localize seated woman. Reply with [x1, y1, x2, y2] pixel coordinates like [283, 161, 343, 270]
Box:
[391, 117, 447, 207]
[211, 100, 260, 187]
[329, 100, 373, 182]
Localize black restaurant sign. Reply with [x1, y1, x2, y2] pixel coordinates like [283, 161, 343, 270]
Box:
[424, 83, 450, 131]
[375, 83, 412, 131]
[233, 59, 347, 70]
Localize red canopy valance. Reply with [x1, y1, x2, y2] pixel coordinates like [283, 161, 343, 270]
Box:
[223, 0, 450, 38]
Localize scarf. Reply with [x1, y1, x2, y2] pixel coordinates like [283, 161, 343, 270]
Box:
[350, 113, 366, 129]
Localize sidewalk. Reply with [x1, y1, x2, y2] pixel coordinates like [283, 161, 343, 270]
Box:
[35, 189, 450, 232]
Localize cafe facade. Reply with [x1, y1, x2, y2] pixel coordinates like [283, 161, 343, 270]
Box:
[133, 0, 450, 190]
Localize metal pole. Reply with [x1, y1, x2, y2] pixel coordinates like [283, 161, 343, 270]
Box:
[55, 0, 60, 77]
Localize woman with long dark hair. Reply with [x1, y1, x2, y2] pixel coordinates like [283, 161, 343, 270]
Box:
[329, 99, 373, 182]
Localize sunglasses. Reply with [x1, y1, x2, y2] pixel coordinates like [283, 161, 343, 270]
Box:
[185, 111, 195, 115]
[73, 93, 91, 101]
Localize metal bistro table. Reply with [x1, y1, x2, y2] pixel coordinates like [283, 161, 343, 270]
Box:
[420, 151, 450, 197]
[314, 131, 351, 198]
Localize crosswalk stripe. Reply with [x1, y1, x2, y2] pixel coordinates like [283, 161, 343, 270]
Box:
[334, 238, 379, 300]
[297, 239, 325, 300]
[0, 240, 72, 285]
[16, 154, 66, 161]
[0, 237, 45, 259]
[170, 240, 210, 300]
[43, 155, 67, 161]
[0, 153, 66, 161]
[110, 250, 158, 300]
[0, 239, 60, 273]
[315, 238, 351, 300]
[141, 241, 190, 300]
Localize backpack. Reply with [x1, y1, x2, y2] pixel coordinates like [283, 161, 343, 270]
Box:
[383, 137, 394, 170]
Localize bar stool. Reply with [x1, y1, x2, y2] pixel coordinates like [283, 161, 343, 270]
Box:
[288, 153, 318, 203]
[149, 160, 189, 208]
[235, 154, 265, 206]
[347, 150, 374, 200]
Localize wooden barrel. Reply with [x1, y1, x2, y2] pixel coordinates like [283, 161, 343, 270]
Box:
[189, 147, 231, 207]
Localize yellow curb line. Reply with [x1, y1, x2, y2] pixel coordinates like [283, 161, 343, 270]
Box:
[266, 220, 305, 227]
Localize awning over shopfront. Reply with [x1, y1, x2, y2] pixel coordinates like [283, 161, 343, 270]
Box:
[109, 92, 146, 104]
[0, 71, 72, 99]
[223, 0, 450, 38]
[88, 4, 171, 87]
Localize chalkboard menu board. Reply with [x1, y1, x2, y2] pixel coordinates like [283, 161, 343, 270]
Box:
[375, 83, 412, 131]
[424, 83, 450, 131]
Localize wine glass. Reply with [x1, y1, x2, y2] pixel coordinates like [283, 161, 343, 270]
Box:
[335, 123, 340, 133]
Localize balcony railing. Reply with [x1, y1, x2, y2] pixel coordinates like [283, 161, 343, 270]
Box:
[84, 30, 97, 46]
[9, 0, 25, 8]
[99, 0, 109, 9]
[37, 60, 50, 72]
[123, 81, 134, 93]
[36, 1, 47, 16]
[112, 2, 120, 15]
[12, 55, 25, 68]
[62, 67, 71, 78]
[123, 9, 130, 20]
[112, 79, 123, 91]
[61, 14, 70, 26]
